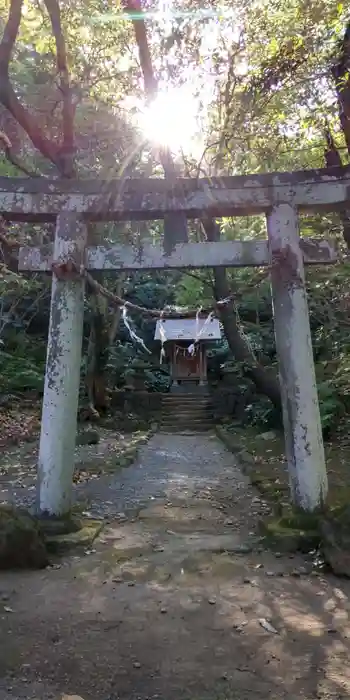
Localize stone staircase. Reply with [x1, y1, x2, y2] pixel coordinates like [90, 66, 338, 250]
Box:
[159, 393, 214, 432]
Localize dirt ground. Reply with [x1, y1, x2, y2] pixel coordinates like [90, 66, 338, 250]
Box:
[1, 431, 350, 700]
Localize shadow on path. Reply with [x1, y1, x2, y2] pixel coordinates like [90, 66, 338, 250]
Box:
[0, 433, 350, 700]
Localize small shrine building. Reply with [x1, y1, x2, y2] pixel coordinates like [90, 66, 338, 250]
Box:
[154, 316, 221, 392]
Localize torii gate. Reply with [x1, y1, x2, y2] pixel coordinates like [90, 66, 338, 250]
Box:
[1, 165, 348, 518]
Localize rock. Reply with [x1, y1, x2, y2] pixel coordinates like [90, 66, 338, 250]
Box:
[238, 450, 255, 465]
[260, 431, 276, 441]
[321, 505, 350, 577]
[228, 543, 253, 554]
[259, 618, 278, 634]
[260, 514, 321, 553]
[0, 505, 49, 570]
[76, 430, 100, 446]
[116, 512, 127, 522]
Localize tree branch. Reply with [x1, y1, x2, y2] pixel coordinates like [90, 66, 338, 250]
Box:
[183, 270, 215, 290]
[80, 263, 229, 319]
[0, 130, 41, 176]
[0, 0, 22, 66]
[332, 20, 350, 155]
[122, 0, 188, 247]
[122, 0, 176, 180]
[44, 0, 76, 176]
[0, 0, 61, 169]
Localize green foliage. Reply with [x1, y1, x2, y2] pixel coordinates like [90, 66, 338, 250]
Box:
[107, 340, 169, 392]
[1, 0, 350, 442]
[317, 381, 344, 434]
[0, 349, 44, 392]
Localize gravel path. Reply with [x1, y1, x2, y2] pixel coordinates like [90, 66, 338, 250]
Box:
[82, 431, 257, 521]
[1, 432, 350, 700]
[0, 431, 259, 523]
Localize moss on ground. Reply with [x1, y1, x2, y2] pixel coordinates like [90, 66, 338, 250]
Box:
[44, 519, 104, 554]
[216, 424, 350, 568]
[216, 423, 350, 510]
[260, 514, 321, 553]
[0, 505, 49, 569]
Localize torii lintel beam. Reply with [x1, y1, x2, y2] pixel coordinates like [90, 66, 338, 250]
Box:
[1, 164, 350, 222]
[19, 239, 336, 272]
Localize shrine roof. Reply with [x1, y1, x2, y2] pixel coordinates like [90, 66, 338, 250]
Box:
[154, 317, 221, 341]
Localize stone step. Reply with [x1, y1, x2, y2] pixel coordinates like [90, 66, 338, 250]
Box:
[162, 403, 212, 410]
[161, 412, 212, 419]
[162, 393, 209, 399]
[162, 401, 211, 408]
[160, 391, 214, 431]
[162, 392, 209, 397]
[159, 426, 213, 433]
[162, 404, 210, 408]
[161, 418, 212, 424]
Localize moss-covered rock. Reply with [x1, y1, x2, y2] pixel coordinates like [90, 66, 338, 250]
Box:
[260, 513, 321, 553]
[76, 430, 100, 446]
[38, 515, 82, 536]
[0, 505, 49, 569]
[321, 505, 350, 577]
[45, 519, 104, 554]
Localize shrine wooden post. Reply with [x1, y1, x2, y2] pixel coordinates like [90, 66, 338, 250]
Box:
[1, 164, 348, 516]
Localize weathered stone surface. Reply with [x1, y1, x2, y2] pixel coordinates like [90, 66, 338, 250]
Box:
[267, 204, 328, 511]
[0, 505, 49, 569]
[19, 238, 337, 272]
[37, 213, 87, 517]
[321, 506, 350, 577]
[2, 164, 350, 221]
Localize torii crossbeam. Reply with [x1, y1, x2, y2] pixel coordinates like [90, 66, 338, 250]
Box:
[2, 164, 345, 519]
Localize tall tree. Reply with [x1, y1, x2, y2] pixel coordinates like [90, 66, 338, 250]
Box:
[0, 0, 140, 414]
[122, 0, 283, 407]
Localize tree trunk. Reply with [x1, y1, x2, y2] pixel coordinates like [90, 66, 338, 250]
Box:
[213, 266, 281, 409]
[86, 275, 124, 417]
[324, 127, 350, 247]
[203, 217, 281, 410]
[332, 21, 350, 155]
[125, 0, 281, 409]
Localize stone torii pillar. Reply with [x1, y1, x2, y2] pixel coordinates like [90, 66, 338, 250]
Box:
[37, 212, 87, 518]
[267, 204, 327, 511]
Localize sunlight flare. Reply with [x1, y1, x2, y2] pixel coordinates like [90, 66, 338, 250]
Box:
[137, 86, 200, 154]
